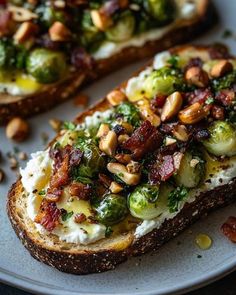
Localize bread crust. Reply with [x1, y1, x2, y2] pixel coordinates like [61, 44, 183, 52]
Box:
[0, 0, 215, 125]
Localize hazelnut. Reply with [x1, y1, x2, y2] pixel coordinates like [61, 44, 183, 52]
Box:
[161, 92, 183, 122]
[6, 117, 30, 142]
[179, 102, 210, 124]
[185, 67, 209, 88]
[210, 60, 233, 78]
[49, 21, 71, 41]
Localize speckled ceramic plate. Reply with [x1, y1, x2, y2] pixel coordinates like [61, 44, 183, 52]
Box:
[0, 1, 236, 294]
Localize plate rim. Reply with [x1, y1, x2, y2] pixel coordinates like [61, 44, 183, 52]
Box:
[0, 254, 236, 295]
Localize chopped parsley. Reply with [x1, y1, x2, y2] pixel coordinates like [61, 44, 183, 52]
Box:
[168, 186, 189, 213]
[167, 54, 179, 68]
[38, 189, 46, 196]
[205, 97, 214, 105]
[63, 121, 76, 131]
[61, 211, 74, 222]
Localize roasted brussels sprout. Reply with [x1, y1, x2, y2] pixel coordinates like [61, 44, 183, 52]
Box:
[106, 12, 135, 42]
[116, 102, 140, 127]
[128, 184, 171, 220]
[26, 48, 66, 84]
[202, 121, 236, 157]
[143, 67, 185, 98]
[144, 0, 175, 24]
[174, 151, 205, 188]
[72, 141, 105, 183]
[96, 194, 128, 225]
[0, 40, 16, 69]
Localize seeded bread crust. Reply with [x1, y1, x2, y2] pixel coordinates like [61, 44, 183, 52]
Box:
[0, 0, 215, 125]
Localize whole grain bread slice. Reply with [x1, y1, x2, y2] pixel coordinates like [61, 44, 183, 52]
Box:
[0, 0, 215, 125]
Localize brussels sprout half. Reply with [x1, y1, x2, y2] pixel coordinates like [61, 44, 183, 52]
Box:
[96, 194, 128, 226]
[202, 121, 236, 157]
[144, 0, 176, 24]
[106, 12, 135, 42]
[128, 184, 171, 220]
[174, 151, 205, 188]
[26, 48, 67, 84]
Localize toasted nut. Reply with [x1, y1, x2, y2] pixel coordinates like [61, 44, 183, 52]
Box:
[115, 153, 132, 164]
[49, 119, 62, 132]
[107, 162, 141, 186]
[107, 89, 126, 106]
[99, 130, 117, 156]
[210, 60, 233, 78]
[121, 122, 133, 134]
[8, 5, 38, 22]
[9, 156, 18, 170]
[49, 21, 71, 41]
[137, 99, 161, 127]
[6, 117, 30, 142]
[97, 123, 110, 138]
[190, 158, 200, 168]
[109, 181, 123, 194]
[13, 21, 38, 43]
[161, 92, 183, 122]
[185, 67, 209, 88]
[91, 10, 113, 31]
[126, 161, 141, 173]
[74, 213, 86, 224]
[165, 137, 177, 146]
[0, 169, 5, 183]
[172, 124, 189, 141]
[179, 102, 210, 124]
[118, 134, 130, 144]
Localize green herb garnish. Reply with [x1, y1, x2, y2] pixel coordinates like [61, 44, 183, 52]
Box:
[105, 226, 113, 238]
[63, 121, 76, 131]
[38, 189, 46, 196]
[168, 186, 189, 213]
[62, 211, 74, 222]
[205, 97, 214, 105]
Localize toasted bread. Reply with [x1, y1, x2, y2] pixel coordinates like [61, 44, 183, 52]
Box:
[0, 0, 215, 125]
[7, 44, 236, 274]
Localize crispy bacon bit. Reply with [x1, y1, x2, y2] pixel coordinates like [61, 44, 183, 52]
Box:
[211, 105, 225, 120]
[0, 11, 14, 36]
[50, 153, 70, 189]
[46, 187, 63, 202]
[221, 216, 236, 243]
[35, 199, 61, 231]
[87, 215, 98, 224]
[122, 120, 163, 160]
[209, 45, 231, 60]
[71, 47, 94, 71]
[149, 154, 176, 183]
[215, 89, 235, 106]
[150, 94, 167, 111]
[74, 213, 86, 224]
[186, 88, 213, 105]
[99, 173, 112, 188]
[184, 57, 203, 71]
[69, 182, 91, 200]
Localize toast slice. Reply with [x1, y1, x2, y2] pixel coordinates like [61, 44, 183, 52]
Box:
[0, 0, 215, 125]
[7, 44, 236, 274]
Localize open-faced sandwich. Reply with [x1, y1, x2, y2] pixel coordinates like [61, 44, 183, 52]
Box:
[7, 44, 236, 274]
[0, 0, 214, 124]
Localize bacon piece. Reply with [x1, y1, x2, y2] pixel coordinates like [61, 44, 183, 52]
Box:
[69, 182, 91, 200]
[122, 120, 163, 160]
[221, 216, 236, 243]
[50, 153, 70, 189]
[186, 88, 213, 105]
[215, 89, 235, 106]
[150, 94, 167, 111]
[35, 199, 61, 231]
[0, 11, 13, 36]
[211, 105, 225, 120]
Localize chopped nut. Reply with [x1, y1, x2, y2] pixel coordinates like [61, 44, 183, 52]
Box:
[107, 89, 126, 106]
[73, 93, 89, 108]
[109, 181, 123, 194]
[121, 121, 133, 134]
[210, 60, 233, 78]
[13, 21, 38, 43]
[96, 123, 110, 138]
[185, 67, 209, 88]
[49, 119, 62, 132]
[115, 153, 132, 164]
[6, 117, 30, 142]
[190, 158, 200, 168]
[179, 102, 210, 124]
[161, 92, 183, 122]
[18, 151, 27, 161]
[118, 134, 130, 144]
[107, 162, 141, 186]
[9, 5, 38, 22]
[165, 137, 177, 146]
[173, 152, 184, 170]
[172, 124, 189, 142]
[74, 213, 86, 224]
[91, 9, 113, 31]
[126, 161, 141, 173]
[49, 21, 71, 41]
[137, 99, 161, 127]
[99, 130, 117, 156]
[0, 169, 5, 183]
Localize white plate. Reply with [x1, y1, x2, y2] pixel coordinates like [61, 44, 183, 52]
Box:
[0, 0, 236, 294]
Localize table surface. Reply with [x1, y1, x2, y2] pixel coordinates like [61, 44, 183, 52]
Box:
[1, 271, 236, 295]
